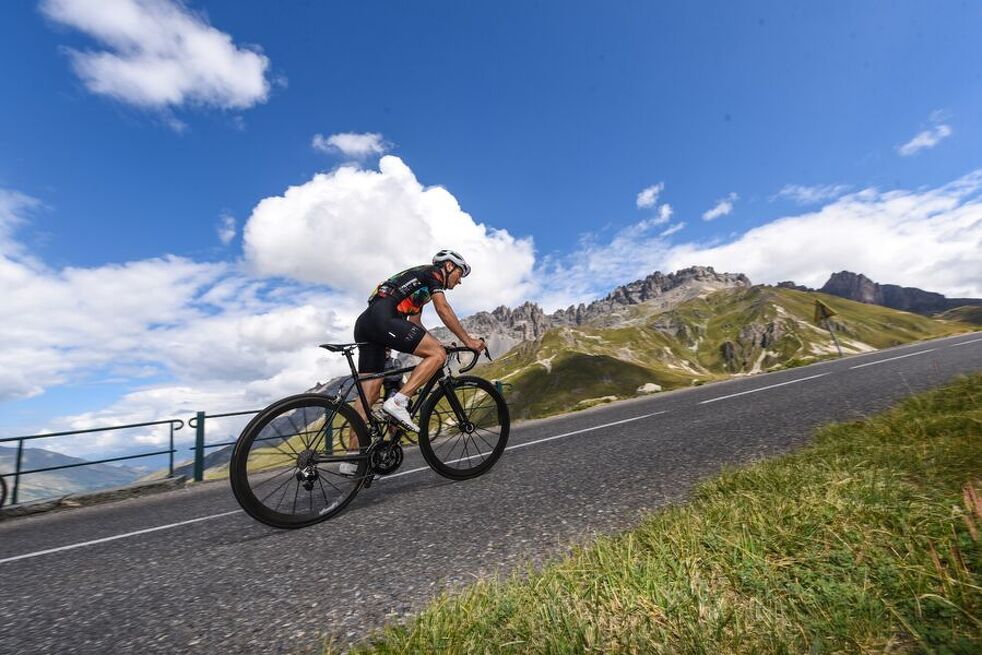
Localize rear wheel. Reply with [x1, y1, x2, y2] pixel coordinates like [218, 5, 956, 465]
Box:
[229, 394, 370, 528]
[418, 376, 509, 480]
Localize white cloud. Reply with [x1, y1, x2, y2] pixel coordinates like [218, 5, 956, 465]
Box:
[702, 192, 738, 221]
[659, 222, 686, 237]
[636, 182, 664, 209]
[40, 0, 271, 111]
[773, 184, 850, 205]
[242, 155, 537, 314]
[534, 170, 982, 313]
[217, 212, 235, 245]
[658, 203, 673, 223]
[530, 218, 675, 313]
[312, 132, 388, 158]
[0, 189, 43, 258]
[664, 170, 982, 296]
[897, 112, 953, 156]
[1, 157, 536, 453]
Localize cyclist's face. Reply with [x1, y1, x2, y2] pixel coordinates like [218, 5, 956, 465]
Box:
[446, 264, 463, 288]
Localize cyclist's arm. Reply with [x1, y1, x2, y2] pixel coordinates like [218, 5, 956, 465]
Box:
[408, 313, 423, 327]
[432, 293, 483, 351]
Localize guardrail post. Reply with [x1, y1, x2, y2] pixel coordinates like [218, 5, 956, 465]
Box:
[13, 439, 24, 505]
[168, 422, 175, 477]
[194, 412, 205, 482]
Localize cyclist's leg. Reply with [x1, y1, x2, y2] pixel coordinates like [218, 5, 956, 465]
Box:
[352, 308, 389, 448]
[399, 333, 447, 396]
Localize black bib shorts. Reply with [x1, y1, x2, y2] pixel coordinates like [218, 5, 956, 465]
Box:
[353, 297, 427, 373]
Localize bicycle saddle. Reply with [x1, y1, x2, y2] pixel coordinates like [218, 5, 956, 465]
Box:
[318, 342, 369, 352]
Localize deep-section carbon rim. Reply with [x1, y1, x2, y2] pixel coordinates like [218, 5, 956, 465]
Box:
[418, 376, 509, 480]
[230, 394, 370, 528]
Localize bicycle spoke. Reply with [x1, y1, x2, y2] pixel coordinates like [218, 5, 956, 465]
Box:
[258, 470, 296, 504]
[472, 429, 496, 451]
[268, 418, 302, 457]
[315, 475, 333, 506]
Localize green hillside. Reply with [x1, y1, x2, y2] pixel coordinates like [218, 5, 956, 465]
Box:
[476, 286, 969, 420]
[937, 304, 982, 326]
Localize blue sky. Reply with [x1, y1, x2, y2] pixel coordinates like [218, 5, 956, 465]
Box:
[1, 1, 981, 454]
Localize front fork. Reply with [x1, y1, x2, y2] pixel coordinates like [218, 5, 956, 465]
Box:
[435, 376, 472, 430]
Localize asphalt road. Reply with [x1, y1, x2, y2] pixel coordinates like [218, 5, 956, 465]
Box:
[1, 332, 980, 654]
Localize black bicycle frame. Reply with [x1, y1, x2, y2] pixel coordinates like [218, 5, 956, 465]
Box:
[335, 347, 472, 436]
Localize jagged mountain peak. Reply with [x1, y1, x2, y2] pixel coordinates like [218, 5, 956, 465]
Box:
[820, 271, 982, 315]
[433, 265, 752, 356]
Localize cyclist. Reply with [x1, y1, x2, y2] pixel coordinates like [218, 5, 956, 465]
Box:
[350, 250, 486, 436]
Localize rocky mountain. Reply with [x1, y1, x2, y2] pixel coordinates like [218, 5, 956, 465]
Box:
[473, 285, 970, 419]
[819, 271, 982, 315]
[432, 266, 751, 355]
[0, 445, 143, 504]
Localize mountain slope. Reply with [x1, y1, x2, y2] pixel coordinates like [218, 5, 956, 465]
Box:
[471, 286, 969, 420]
[0, 445, 142, 503]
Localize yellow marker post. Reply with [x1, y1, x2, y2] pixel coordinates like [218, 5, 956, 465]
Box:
[814, 300, 842, 357]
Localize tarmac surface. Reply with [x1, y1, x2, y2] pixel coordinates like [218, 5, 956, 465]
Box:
[1, 331, 980, 654]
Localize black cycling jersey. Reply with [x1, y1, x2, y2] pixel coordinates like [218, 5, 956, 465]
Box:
[368, 264, 446, 316]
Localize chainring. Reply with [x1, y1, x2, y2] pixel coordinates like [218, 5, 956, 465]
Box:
[369, 441, 404, 475]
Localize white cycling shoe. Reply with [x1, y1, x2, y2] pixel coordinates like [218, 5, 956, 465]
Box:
[382, 395, 420, 432]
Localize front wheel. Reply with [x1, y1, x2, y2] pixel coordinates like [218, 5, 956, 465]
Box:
[418, 376, 510, 480]
[229, 394, 371, 528]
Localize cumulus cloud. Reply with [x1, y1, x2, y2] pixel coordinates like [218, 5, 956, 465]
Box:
[216, 212, 235, 244]
[658, 203, 673, 223]
[40, 0, 271, 111]
[533, 170, 982, 312]
[702, 192, 738, 221]
[664, 170, 982, 296]
[897, 111, 953, 156]
[2, 156, 536, 453]
[636, 182, 664, 209]
[773, 184, 850, 205]
[312, 132, 388, 158]
[242, 155, 537, 313]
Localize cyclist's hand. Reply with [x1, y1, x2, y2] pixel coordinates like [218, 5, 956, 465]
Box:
[465, 336, 486, 353]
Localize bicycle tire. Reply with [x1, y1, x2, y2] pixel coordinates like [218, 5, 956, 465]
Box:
[418, 376, 510, 480]
[0, 475, 7, 508]
[230, 393, 371, 528]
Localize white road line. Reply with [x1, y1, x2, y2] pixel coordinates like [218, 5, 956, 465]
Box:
[1, 411, 668, 564]
[699, 373, 829, 404]
[949, 337, 982, 347]
[0, 510, 242, 565]
[386, 410, 668, 478]
[849, 348, 936, 369]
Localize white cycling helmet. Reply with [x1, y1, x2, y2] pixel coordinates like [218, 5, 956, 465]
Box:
[432, 249, 471, 277]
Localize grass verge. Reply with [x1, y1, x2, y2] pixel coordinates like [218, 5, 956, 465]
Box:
[329, 374, 982, 654]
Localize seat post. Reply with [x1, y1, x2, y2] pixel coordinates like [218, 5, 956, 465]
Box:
[343, 348, 359, 377]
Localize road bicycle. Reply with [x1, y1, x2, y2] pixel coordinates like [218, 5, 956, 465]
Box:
[229, 341, 510, 528]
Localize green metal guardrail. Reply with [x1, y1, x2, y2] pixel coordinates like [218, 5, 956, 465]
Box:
[0, 380, 516, 502]
[0, 419, 184, 506]
[186, 409, 262, 482]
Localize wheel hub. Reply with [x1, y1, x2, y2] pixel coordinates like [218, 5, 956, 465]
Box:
[295, 449, 319, 490]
